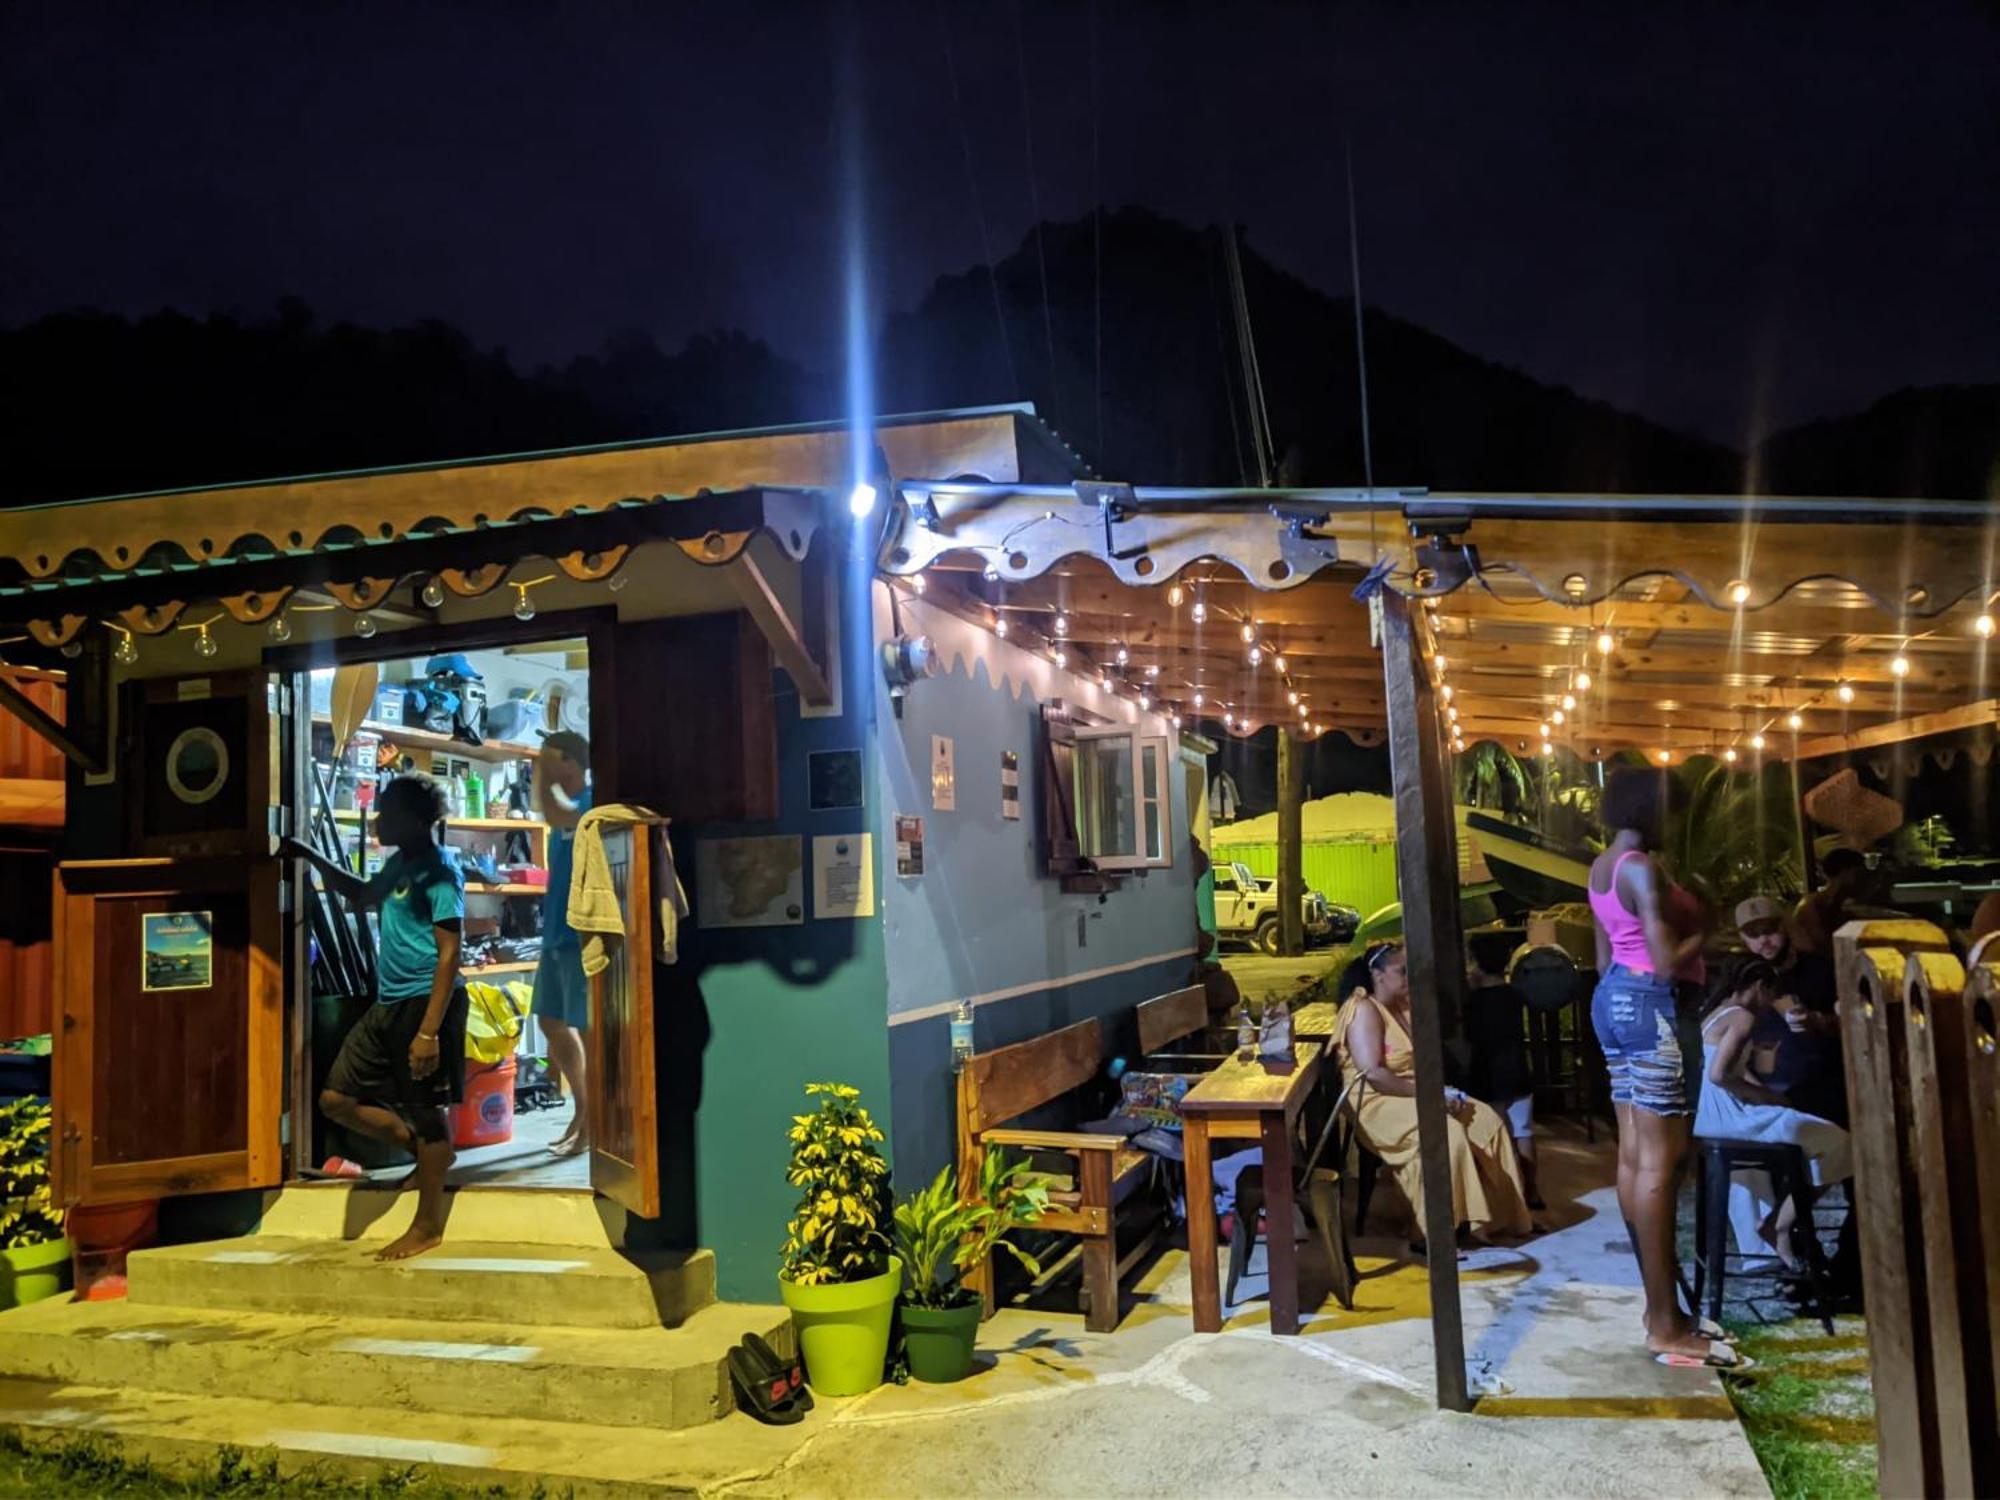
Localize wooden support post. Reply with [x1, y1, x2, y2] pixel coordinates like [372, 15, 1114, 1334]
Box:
[1277, 726, 1304, 956]
[1379, 592, 1470, 1412]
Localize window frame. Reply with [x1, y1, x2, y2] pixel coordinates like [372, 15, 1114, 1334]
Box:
[1072, 723, 1174, 871]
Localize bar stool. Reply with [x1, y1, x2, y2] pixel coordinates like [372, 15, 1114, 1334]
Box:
[1691, 1137, 1836, 1335]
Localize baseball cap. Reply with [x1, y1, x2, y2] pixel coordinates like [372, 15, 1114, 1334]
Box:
[1734, 896, 1784, 929]
[540, 729, 591, 768]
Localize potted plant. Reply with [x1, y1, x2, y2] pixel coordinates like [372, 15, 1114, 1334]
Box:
[776, 1082, 899, 1396]
[0, 1098, 69, 1309]
[893, 1150, 1048, 1383]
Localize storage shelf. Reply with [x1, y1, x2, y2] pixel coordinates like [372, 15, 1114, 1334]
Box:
[331, 811, 546, 833]
[311, 715, 541, 764]
[464, 960, 538, 977]
[465, 883, 545, 897]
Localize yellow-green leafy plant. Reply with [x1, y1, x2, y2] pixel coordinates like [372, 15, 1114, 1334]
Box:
[779, 1082, 892, 1286]
[893, 1150, 1048, 1310]
[0, 1099, 62, 1250]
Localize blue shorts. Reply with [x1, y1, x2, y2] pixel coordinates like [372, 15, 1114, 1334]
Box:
[1591, 963, 1689, 1117]
[533, 944, 590, 1031]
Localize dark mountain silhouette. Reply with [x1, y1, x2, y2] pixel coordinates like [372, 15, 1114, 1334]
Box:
[877, 208, 1743, 493]
[0, 208, 1990, 507]
[1754, 384, 2000, 500]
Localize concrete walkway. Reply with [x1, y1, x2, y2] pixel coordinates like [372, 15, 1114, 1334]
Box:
[694, 1124, 1767, 1498]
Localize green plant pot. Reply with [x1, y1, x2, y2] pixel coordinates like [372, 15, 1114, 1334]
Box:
[900, 1297, 983, 1383]
[0, 1237, 72, 1310]
[779, 1257, 901, 1396]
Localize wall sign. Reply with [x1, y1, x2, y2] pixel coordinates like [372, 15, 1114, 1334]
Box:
[808, 749, 865, 811]
[895, 815, 925, 877]
[812, 834, 875, 919]
[694, 836, 804, 927]
[142, 911, 214, 991]
[1001, 750, 1020, 821]
[930, 735, 956, 811]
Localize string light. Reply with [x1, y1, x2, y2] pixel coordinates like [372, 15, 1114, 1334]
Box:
[1239, 621, 1257, 644]
[1890, 653, 1910, 678]
[1139, 693, 1151, 711]
[606, 571, 629, 593]
[1538, 722, 1551, 738]
[1222, 712, 1234, 728]
[112, 627, 138, 666]
[1053, 648, 1066, 668]
[176, 615, 223, 659]
[1540, 742, 1554, 757]
[1171, 713, 1182, 727]
[1575, 670, 1592, 691]
[1288, 691, 1300, 706]
[1446, 706, 1458, 723]
[1273, 654, 1288, 674]
[1836, 681, 1855, 703]
[267, 612, 292, 643]
[1297, 703, 1308, 718]
[354, 615, 378, 639]
[1560, 693, 1576, 711]
[509, 574, 555, 624]
[1723, 748, 1738, 763]
[910, 573, 927, 595]
[1440, 684, 1454, 702]
[994, 615, 1009, 638]
[1146, 664, 1159, 678]
[1115, 645, 1129, 664]
[1167, 583, 1186, 609]
[1191, 599, 1207, 625]
[1248, 646, 1262, 666]
[1193, 691, 1204, 707]
[1727, 580, 1752, 606]
[1750, 733, 1765, 750]
[1054, 613, 1069, 636]
[1655, 748, 1671, 764]
[1552, 709, 1565, 726]
[1435, 655, 1447, 674]
[60, 639, 82, 659]
[1595, 630, 1615, 656]
[421, 577, 447, 608]
[848, 482, 878, 518]
[1786, 712, 1803, 730]
[1977, 612, 1997, 638]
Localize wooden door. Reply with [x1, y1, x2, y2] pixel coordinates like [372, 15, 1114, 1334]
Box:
[54, 858, 282, 1206]
[588, 822, 661, 1216]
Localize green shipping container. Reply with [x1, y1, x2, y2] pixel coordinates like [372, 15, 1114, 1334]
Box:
[1212, 838, 1402, 923]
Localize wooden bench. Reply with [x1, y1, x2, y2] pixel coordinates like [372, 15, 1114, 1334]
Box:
[956, 1014, 1168, 1332]
[1136, 984, 1213, 1058]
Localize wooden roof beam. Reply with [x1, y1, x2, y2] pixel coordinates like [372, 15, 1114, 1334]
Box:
[1792, 701, 2000, 760]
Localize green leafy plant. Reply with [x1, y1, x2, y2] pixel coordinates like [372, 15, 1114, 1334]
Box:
[893, 1150, 1049, 1311]
[779, 1082, 893, 1286]
[0, 1098, 62, 1250]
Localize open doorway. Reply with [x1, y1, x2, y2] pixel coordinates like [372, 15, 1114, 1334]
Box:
[292, 633, 595, 1192]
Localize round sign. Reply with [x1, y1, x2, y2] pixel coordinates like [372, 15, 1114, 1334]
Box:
[164, 727, 231, 805]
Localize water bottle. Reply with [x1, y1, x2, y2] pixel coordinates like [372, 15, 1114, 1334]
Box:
[1236, 1005, 1256, 1060]
[950, 1001, 976, 1071]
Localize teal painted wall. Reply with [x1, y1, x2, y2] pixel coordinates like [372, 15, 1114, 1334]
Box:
[871, 589, 1198, 1182]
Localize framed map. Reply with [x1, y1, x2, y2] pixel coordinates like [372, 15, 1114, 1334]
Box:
[694, 836, 804, 928]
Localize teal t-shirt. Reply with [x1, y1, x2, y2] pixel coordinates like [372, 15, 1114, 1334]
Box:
[540, 784, 593, 952]
[366, 846, 465, 1001]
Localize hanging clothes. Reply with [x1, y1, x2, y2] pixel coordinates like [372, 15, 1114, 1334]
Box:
[568, 804, 690, 975]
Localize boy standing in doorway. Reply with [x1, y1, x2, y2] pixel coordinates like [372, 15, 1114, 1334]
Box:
[285, 774, 468, 1260]
[532, 731, 592, 1157]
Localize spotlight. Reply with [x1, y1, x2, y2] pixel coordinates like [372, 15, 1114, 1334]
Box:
[848, 482, 878, 518]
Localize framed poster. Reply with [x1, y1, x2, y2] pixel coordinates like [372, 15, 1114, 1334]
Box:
[142, 911, 214, 991]
[694, 835, 805, 927]
[808, 749, 865, 812]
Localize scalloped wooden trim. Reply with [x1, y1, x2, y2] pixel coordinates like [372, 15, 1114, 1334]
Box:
[219, 588, 294, 625]
[118, 602, 186, 636]
[322, 578, 396, 610]
[26, 615, 86, 649]
[555, 545, 631, 583]
[439, 564, 507, 598]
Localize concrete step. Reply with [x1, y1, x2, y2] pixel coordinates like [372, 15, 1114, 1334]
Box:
[254, 1183, 634, 1248]
[0, 1373, 812, 1497]
[0, 1296, 791, 1432]
[126, 1237, 704, 1330]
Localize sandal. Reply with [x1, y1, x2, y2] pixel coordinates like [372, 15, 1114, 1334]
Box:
[728, 1344, 804, 1424]
[1653, 1338, 1755, 1371]
[743, 1332, 814, 1412]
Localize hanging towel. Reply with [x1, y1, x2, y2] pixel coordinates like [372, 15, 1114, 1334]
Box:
[569, 804, 688, 975]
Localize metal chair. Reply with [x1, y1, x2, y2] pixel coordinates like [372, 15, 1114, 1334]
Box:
[1224, 1078, 1360, 1313]
[1690, 1136, 1837, 1335]
[1509, 942, 1596, 1139]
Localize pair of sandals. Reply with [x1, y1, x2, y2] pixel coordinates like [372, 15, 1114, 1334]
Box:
[729, 1332, 814, 1424]
[1652, 1315, 1756, 1371]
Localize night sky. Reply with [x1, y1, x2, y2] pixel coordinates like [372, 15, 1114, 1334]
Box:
[5, 2, 1996, 443]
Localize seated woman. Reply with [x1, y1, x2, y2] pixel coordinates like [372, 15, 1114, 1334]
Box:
[1694, 957, 1853, 1272]
[1334, 942, 1533, 1252]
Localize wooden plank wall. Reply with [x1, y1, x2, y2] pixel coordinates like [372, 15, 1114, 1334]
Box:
[0, 670, 64, 1039]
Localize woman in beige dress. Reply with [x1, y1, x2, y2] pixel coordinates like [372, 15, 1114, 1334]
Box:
[1335, 942, 1532, 1249]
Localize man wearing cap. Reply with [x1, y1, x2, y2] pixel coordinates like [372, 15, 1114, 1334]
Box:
[534, 731, 593, 1157]
[1734, 896, 1844, 1127]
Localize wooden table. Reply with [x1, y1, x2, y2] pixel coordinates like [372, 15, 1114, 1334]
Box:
[1290, 999, 1339, 1041]
[1179, 1042, 1323, 1335]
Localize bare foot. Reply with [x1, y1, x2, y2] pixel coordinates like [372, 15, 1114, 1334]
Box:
[375, 1225, 444, 1261]
[548, 1133, 588, 1159]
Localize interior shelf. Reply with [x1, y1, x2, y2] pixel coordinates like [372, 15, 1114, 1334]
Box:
[331, 811, 547, 833]
[311, 715, 542, 764]
[463, 960, 539, 977]
[464, 883, 545, 897]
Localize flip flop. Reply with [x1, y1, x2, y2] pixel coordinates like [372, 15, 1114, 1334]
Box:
[1653, 1340, 1755, 1371]
[743, 1332, 814, 1412]
[728, 1344, 804, 1424]
[301, 1157, 366, 1180]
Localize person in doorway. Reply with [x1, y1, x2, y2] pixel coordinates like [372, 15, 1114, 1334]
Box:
[533, 730, 593, 1157]
[1587, 768, 1745, 1368]
[1790, 847, 1867, 957]
[1463, 933, 1542, 1212]
[1334, 942, 1533, 1253]
[1188, 836, 1242, 1024]
[1694, 957, 1853, 1274]
[284, 774, 467, 1261]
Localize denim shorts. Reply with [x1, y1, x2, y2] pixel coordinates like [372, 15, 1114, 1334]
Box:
[1591, 963, 1689, 1117]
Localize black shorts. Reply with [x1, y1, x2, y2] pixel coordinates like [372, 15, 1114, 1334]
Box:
[326, 989, 468, 1116]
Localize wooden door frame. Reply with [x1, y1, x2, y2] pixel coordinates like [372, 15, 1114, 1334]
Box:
[263, 606, 622, 1184]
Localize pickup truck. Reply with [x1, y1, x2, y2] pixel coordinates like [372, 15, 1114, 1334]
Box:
[1212, 861, 1340, 954]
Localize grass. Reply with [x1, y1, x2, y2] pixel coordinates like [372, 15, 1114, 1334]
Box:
[1721, 1315, 1878, 1500]
[0, 1432, 551, 1499]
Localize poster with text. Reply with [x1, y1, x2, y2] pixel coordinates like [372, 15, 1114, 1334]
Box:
[812, 834, 875, 919]
[143, 911, 214, 991]
[930, 735, 956, 811]
[895, 814, 925, 877]
[695, 836, 805, 927]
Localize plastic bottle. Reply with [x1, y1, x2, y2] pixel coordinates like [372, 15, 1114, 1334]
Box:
[1236, 1004, 1257, 1060]
[950, 1001, 976, 1070]
[464, 768, 486, 819]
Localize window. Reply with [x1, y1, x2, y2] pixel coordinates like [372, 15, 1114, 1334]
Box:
[1072, 725, 1172, 871]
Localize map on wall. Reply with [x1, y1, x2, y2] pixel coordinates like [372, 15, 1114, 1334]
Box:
[694, 836, 805, 928]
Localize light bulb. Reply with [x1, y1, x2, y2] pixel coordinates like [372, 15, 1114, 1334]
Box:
[1223, 712, 1234, 728]
[848, 482, 878, 518]
[910, 573, 926, 594]
[1890, 654, 1910, 677]
[1145, 664, 1159, 678]
[1724, 748, 1738, 763]
[1298, 703, 1308, 718]
[354, 615, 377, 639]
[1575, 670, 1592, 691]
[194, 629, 218, 659]
[514, 593, 536, 622]
[1440, 684, 1454, 702]
[1836, 681, 1854, 703]
[1787, 712, 1803, 730]
[984, 566, 1000, 583]
[1727, 580, 1752, 606]
[1191, 600, 1207, 624]
[1248, 646, 1262, 666]
[1274, 655, 1287, 674]
[1560, 693, 1576, 711]
[1193, 691, 1204, 707]
[1595, 630, 1615, 655]
[1239, 621, 1257, 644]
[1551, 709, 1565, 725]
[1446, 706, 1458, 722]
[1656, 749, 1671, 764]
[1053, 648, 1066, 668]
[1054, 613, 1068, 636]
[1434, 656, 1447, 674]
[1750, 733, 1765, 750]
[1541, 742, 1554, 757]
[1314, 723, 1325, 736]
[994, 616, 1009, 638]
[1539, 722, 1551, 738]
[268, 613, 292, 643]
[60, 639, 82, 659]
[1167, 584, 1185, 608]
[1288, 691, 1300, 707]
[1115, 646, 1128, 664]
[1139, 694, 1151, 710]
[1171, 713, 1182, 727]
[421, 577, 446, 608]
[113, 634, 138, 666]
[1978, 613, 1997, 638]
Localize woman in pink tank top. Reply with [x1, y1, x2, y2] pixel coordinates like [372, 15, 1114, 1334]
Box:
[1587, 769, 1744, 1368]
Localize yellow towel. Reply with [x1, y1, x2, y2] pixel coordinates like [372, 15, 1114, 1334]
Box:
[569, 803, 686, 976]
